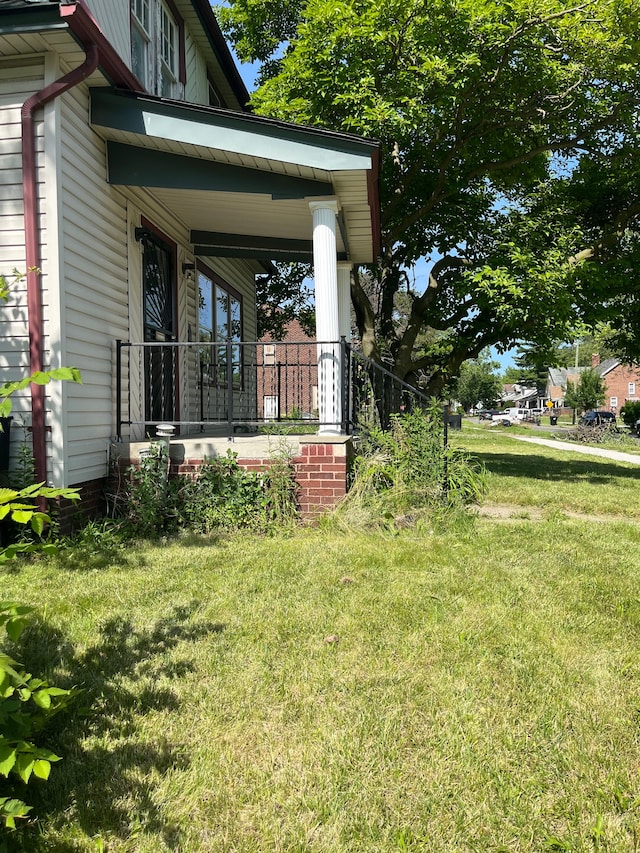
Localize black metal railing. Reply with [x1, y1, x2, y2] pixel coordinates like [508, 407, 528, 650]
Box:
[115, 339, 431, 440]
[345, 347, 432, 432]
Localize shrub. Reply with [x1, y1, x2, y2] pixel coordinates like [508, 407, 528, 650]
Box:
[118, 445, 299, 537]
[620, 400, 640, 430]
[119, 440, 181, 537]
[0, 603, 77, 832]
[180, 452, 267, 533]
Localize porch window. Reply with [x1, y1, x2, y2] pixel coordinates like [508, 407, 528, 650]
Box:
[130, 0, 184, 98]
[198, 269, 243, 388]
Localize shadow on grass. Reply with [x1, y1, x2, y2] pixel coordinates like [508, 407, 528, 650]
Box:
[11, 602, 225, 851]
[475, 450, 640, 484]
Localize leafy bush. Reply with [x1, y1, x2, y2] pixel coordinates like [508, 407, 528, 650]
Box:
[180, 452, 267, 532]
[0, 270, 82, 837]
[620, 400, 640, 430]
[0, 603, 77, 832]
[119, 440, 180, 537]
[118, 445, 299, 537]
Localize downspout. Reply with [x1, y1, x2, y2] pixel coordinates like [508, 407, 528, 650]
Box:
[21, 42, 99, 483]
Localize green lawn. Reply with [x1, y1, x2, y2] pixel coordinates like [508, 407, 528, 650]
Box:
[455, 424, 640, 518]
[3, 432, 640, 852]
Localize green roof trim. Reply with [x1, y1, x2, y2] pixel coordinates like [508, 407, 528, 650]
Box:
[0, 5, 64, 35]
[91, 88, 377, 172]
[106, 141, 334, 198]
[194, 245, 348, 262]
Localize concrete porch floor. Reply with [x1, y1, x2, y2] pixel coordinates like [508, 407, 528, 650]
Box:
[114, 433, 303, 465]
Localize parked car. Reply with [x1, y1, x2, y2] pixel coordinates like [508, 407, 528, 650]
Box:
[478, 409, 500, 420]
[578, 410, 617, 427]
[492, 408, 529, 423]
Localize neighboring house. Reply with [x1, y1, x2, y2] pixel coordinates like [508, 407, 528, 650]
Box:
[258, 319, 319, 422]
[546, 355, 640, 411]
[501, 384, 539, 409]
[0, 0, 380, 512]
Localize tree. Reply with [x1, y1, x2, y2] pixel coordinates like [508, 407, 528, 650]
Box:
[565, 368, 605, 413]
[510, 344, 560, 395]
[557, 329, 617, 369]
[219, 0, 640, 395]
[452, 353, 502, 413]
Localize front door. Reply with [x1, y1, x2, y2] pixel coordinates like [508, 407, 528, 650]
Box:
[142, 231, 176, 430]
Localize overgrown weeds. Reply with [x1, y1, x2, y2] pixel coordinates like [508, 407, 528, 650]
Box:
[115, 442, 299, 539]
[331, 406, 486, 532]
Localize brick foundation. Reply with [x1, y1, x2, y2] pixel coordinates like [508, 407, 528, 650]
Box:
[55, 476, 107, 532]
[294, 436, 352, 518]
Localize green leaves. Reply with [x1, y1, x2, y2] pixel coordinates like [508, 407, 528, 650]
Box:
[223, 0, 640, 387]
[0, 367, 82, 420]
[0, 604, 78, 831]
[0, 797, 31, 829]
[0, 484, 80, 564]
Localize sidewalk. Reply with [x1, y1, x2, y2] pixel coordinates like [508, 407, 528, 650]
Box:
[508, 434, 640, 466]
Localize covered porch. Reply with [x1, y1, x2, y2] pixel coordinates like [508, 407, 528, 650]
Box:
[89, 87, 382, 445]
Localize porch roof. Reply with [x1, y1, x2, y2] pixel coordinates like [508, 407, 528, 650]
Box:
[90, 88, 381, 264]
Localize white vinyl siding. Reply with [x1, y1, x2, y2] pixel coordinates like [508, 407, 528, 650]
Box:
[83, 0, 132, 67]
[0, 56, 45, 460]
[57, 83, 130, 484]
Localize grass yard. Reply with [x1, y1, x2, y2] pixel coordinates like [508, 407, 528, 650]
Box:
[2, 431, 640, 852]
[456, 424, 640, 519]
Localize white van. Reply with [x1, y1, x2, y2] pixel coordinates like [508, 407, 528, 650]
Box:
[492, 408, 528, 422]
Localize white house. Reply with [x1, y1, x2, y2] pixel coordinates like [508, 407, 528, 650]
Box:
[0, 0, 380, 512]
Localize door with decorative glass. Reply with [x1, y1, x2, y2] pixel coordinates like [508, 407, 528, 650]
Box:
[141, 231, 176, 430]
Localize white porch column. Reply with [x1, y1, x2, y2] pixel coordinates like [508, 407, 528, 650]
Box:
[337, 262, 352, 342]
[310, 199, 341, 434]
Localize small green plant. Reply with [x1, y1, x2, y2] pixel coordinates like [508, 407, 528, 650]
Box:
[180, 452, 264, 532]
[262, 442, 299, 527]
[120, 440, 179, 537]
[0, 602, 77, 832]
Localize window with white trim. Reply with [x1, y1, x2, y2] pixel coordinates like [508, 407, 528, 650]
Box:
[198, 268, 243, 388]
[629, 382, 636, 397]
[610, 396, 618, 409]
[131, 0, 150, 88]
[131, 0, 184, 98]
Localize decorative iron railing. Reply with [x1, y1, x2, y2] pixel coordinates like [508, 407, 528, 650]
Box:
[115, 339, 431, 440]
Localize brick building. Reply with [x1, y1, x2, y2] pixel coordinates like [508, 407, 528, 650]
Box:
[546, 355, 640, 412]
[258, 320, 319, 421]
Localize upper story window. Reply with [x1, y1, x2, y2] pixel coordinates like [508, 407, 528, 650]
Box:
[629, 382, 636, 397]
[131, 0, 185, 98]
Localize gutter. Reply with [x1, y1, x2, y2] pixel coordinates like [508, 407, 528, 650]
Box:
[21, 0, 139, 484]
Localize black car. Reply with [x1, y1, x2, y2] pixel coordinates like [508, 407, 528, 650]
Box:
[578, 410, 617, 427]
[478, 409, 500, 420]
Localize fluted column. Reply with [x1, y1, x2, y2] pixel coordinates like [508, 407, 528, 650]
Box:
[337, 262, 352, 342]
[310, 199, 341, 434]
